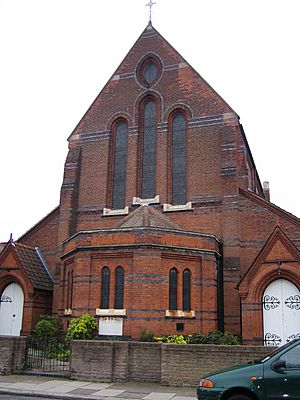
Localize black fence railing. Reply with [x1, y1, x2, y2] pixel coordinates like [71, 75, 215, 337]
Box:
[22, 336, 70, 377]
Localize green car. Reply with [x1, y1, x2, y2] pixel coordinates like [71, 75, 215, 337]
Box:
[197, 339, 300, 400]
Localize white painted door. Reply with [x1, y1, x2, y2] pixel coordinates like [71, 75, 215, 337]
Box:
[263, 279, 300, 346]
[0, 283, 24, 336]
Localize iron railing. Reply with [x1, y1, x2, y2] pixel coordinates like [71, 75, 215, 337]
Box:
[22, 336, 70, 377]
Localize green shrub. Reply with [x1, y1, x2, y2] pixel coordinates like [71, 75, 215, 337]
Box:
[139, 329, 155, 342]
[33, 315, 62, 345]
[57, 348, 70, 361]
[164, 335, 187, 344]
[66, 314, 97, 343]
[185, 333, 207, 344]
[139, 330, 240, 345]
[186, 330, 240, 345]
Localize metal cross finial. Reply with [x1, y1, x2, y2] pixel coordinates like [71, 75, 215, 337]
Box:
[146, 0, 156, 24]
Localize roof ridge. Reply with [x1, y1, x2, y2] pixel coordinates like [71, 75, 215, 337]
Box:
[239, 188, 300, 227]
[14, 242, 35, 250]
[116, 205, 182, 230]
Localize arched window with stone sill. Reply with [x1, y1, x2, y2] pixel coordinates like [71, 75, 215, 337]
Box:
[171, 112, 187, 205]
[111, 120, 129, 210]
[169, 268, 178, 311]
[114, 266, 125, 309]
[100, 267, 110, 309]
[140, 98, 157, 199]
[182, 268, 191, 311]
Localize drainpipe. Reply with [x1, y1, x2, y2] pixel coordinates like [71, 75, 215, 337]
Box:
[217, 243, 224, 332]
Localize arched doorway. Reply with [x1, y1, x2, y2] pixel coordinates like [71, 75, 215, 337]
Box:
[263, 279, 300, 346]
[0, 282, 24, 336]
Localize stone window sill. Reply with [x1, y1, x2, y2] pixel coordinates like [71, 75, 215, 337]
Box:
[96, 308, 127, 317]
[133, 195, 160, 206]
[165, 310, 195, 318]
[103, 207, 129, 216]
[163, 202, 193, 212]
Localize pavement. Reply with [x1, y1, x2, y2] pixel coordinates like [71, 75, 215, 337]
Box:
[0, 374, 196, 400]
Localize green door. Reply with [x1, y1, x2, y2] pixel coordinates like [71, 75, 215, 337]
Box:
[264, 342, 300, 400]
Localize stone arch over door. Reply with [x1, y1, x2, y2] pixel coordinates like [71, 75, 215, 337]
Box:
[263, 279, 300, 346]
[0, 282, 24, 336]
[238, 227, 300, 345]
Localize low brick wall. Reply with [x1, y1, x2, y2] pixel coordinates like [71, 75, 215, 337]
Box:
[71, 341, 271, 386]
[71, 341, 161, 382]
[161, 344, 270, 386]
[0, 336, 27, 374]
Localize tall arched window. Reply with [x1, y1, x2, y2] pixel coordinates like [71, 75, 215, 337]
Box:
[100, 267, 110, 309]
[171, 112, 186, 205]
[114, 267, 125, 309]
[67, 270, 73, 310]
[169, 268, 178, 310]
[182, 269, 191, 311]
[141, 99, 157, 199]
[112, 121, 128, 209]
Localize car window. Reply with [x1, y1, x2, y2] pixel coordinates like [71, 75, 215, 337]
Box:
[279, 343, 300, 369]
[260, 340, 297, 363]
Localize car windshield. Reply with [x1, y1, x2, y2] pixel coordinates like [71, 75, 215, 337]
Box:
[258, 340, 298, 363]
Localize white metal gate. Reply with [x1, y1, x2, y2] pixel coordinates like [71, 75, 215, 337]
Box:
[263, 279, 300, 346]
[0, 282, 24, 336]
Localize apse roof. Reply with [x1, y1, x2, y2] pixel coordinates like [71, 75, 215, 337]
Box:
[116, 205, 183, 231]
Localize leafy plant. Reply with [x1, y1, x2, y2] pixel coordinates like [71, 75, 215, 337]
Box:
[33, 315, 62, 345]
[30, 316, 69, 361]
[66, 314, 98, 343]
[163, 335, 187, 344]
[186, 331, 240, 345]
[139, 329, 155, 342]
[57, 348, 70, 361]
[139, 330, 240, 345]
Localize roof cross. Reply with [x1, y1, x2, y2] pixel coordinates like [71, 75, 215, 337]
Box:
[146, 0, 156, 24]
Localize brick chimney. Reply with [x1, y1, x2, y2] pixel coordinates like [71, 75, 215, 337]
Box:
[263, 181, 270, 201]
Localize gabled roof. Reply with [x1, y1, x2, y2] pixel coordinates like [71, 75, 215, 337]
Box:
[18, 206, 60, 242]
[116, 205, 182, 231]
[239, 226, 300, 289]
[0, 242, 53, 291]
[69, 23, 237, 139]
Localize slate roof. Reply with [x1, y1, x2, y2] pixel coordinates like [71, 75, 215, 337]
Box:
[116, 205, 183, 231]
[13, 243, 53, 291]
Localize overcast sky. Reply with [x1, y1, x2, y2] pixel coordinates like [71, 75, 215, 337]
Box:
[1, 0, 299, 242]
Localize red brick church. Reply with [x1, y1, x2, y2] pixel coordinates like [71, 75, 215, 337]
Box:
[1, 24, 300, 346]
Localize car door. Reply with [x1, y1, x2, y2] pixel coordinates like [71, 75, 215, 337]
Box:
[264, 342, 300, 400]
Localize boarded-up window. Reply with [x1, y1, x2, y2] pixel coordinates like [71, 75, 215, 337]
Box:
[141, 100, 157, 198]
[172, 113, 186, 205]
[114, 267, 124, 309]
[100, 267, 110, 309]
[112, 121, 128, 209]
[169, 268, 178, 310]
[182, 269, 191, 311]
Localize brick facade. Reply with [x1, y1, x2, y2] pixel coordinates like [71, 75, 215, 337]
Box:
[1, 23, 300, 344]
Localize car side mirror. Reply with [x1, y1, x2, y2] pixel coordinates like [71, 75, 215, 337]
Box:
[272, 359, 286, 370]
